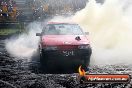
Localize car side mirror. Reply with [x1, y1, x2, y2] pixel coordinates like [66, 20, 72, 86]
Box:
[36, 33, 42, 36]
[85, 32, 89, 35]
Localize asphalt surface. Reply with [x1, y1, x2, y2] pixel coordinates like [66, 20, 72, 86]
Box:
[0, 39, 132, 88]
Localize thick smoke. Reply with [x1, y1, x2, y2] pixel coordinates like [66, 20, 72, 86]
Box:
[73, 0, 132, 65]
[5, 22, 42, 61]
[5, 0, 132, 65]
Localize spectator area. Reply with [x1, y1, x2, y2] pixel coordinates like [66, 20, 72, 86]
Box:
[0, 0, 88, 22]
[0, 0, 17, 21]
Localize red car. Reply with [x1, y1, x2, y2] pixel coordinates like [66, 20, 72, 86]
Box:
[36, 22, 92, 73]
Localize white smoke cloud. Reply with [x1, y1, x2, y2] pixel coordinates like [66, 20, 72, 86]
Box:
[5, 22, 42, 61]
[5, 0, 132, 65]
[73, 0, 132, 65]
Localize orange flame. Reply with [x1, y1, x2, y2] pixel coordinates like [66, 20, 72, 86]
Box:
[78, 65, 86, 76]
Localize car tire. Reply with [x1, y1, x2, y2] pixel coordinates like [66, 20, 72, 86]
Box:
[82, 55, 91, 71]
[39, 49, 49, 73]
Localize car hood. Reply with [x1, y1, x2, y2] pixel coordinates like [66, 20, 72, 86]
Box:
[42, 35, 90, 45]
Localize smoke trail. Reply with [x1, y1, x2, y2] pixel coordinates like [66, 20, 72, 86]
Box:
[73, 0, 132, 65]
[5, 22, 42, 61]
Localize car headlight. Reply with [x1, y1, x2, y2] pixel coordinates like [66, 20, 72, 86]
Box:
[44, 46, 58, 50]
[78, 44, 90, 49]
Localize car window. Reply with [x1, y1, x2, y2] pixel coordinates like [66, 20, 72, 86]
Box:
[42, 24, 84, 35]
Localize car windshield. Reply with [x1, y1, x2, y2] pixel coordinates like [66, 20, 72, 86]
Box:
[42, 24, 84, 35]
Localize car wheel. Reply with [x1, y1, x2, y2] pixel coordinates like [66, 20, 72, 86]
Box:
[82, 56, 91, 71]
[39, 49, 49, 73]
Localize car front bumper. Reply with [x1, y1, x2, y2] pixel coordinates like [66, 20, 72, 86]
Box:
[40, 48, 92, 66]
